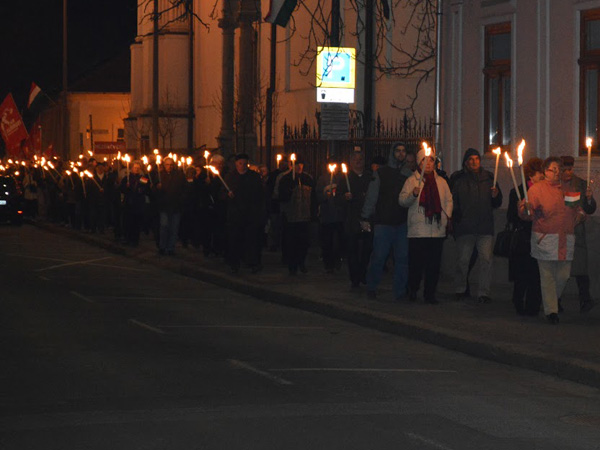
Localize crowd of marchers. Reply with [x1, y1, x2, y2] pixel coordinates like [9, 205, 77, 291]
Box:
[8, 142, 596, 324]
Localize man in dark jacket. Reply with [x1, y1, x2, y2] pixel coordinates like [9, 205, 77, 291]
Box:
[450, 148, 502, 303]
[279, 156, 317, 275]
[224, 153, 266, 273]
[560, 155, 596, 312]
[338, 151, 372, 288]
[156, 157, 186, 255]
[361, 142, 413, 300]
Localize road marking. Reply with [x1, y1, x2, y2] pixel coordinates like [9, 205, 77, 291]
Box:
[128, 319, 165, 335]
[3, 253, 69, 262]
[228, 359, 294, 386]
[272, 368, 457, 373]
[97, 296, 223, 301]
[406, 432, 454, 450]
[159, 325, 324, 329]
[70, 291, 95, 304]
[88, 263, 149, 272]
[35, 257, 112, 272]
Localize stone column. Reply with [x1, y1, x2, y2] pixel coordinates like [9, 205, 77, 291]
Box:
[217, 0, 238, 155]
[237, 0, 259, 159]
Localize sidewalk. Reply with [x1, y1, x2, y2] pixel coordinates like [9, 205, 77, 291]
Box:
[33, 221, 600, 389]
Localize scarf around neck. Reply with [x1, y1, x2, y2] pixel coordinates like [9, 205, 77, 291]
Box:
[418, 170, 442, 223]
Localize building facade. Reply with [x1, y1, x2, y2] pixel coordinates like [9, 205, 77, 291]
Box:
[126, 0, 437, 162]
[440, 0, 600, 181]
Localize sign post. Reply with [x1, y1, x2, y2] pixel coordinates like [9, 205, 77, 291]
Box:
[316, 47, 356, 159]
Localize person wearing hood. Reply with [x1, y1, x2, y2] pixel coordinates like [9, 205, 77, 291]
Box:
[450, 147, 502, 303]
[399, 148, 453, 304]
[360, 142, 413, 300]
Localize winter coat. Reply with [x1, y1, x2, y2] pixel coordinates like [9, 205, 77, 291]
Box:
[450, 168, 502, 237]
[156, 169, 186, 213]
[560, 175, 597, 275]
[279, 171, 316, 223]
[399, 171, 453, 238]
[224, 169, 266, 224]
[361, 143, 412, 225]
[316, 172, 344, 224]
[336, 169, 372, 235]
[521, 180, 581, 261]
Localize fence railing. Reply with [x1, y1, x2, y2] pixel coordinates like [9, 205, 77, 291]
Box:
[283, 112, 433, 177]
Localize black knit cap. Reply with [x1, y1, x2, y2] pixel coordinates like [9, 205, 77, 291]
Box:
[462, 148, 480, 165]
[234, 153, 249, 161]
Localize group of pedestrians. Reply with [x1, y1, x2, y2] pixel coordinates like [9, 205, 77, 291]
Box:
[8, 142, 596, 324]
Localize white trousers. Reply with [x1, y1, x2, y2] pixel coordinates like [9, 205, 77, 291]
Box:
[537, 259, 572, 315]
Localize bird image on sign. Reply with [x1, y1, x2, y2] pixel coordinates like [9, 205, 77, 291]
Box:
[316, 47, 356, 89]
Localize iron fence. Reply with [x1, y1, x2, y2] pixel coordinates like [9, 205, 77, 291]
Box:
[283, 111, 433, 178]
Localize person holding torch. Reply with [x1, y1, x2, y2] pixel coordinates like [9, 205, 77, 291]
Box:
[223, 153, 266, 274]
[558, 155, 596, 313]
[337, 151, 373, 289]
[450, 148, 502, 304]
[399, 147, 453, 304]
[316, 159, 344, 274]
[518, 157, 586, 324]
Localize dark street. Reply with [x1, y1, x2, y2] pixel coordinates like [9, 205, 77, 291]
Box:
[1, 225, 600, 449]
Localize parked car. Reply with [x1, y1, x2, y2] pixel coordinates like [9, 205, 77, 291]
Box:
[0, 175, 23, 225]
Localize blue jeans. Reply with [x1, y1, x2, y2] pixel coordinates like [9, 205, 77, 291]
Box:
[159, 211, 181, 252]
[366, 223, 408, 299]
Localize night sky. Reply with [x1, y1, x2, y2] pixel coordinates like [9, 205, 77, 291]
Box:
[0, 0, 137, 110]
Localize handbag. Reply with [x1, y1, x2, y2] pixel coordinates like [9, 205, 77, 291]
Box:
[493, 225, 514, 257]
[494, 224, 531, 258]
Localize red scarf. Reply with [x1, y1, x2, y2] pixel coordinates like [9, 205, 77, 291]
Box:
[418, 171, 442, 223]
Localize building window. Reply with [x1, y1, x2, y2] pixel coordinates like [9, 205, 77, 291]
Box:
[483, 22, 511, 153]
[579, 10, 600, 155]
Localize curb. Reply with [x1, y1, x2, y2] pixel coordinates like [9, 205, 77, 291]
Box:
[32, 221, 600, 389]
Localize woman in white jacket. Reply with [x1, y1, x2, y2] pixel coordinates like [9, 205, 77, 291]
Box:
[399, 150, 453, 303]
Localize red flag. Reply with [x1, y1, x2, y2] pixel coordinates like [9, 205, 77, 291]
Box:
[0, 94, 29, 157]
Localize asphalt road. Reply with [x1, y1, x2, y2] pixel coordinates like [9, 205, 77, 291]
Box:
[1, 225, 600, 449]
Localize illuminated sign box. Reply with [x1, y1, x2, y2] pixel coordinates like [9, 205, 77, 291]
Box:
[316, 47, 356, 89]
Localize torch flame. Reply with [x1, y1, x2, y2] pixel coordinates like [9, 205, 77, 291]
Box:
[328, 163, 337, 173]
[88, 150, 93, 157]
[341, 163, 348, 173]
[186, 157, 193, 165]
[156, 155, 162, 165]
[586, 137, 593, 149]
[492, 147, 501, 156]
[290, 153, 296, 162]
[204, 150, 210, 160]
[276, 154, 282, 162]
[147, 165, 152, 173]
[504, 152, 513, 168]
[517, 139, 526, 165]
[142, 156, 149, 165]
[84, 170, 93, 178]
[208, 165, 220, 175]
[153, 148, 159, 155]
